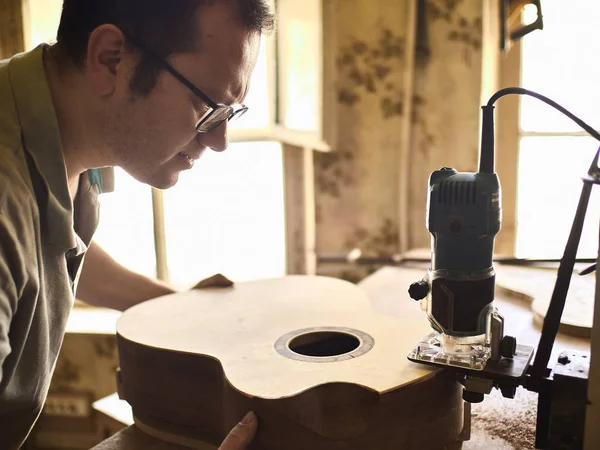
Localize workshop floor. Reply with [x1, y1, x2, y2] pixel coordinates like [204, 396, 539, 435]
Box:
[468, 388, 538, 449]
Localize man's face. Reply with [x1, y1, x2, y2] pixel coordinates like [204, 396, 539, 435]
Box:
[105, 2, 260, 189]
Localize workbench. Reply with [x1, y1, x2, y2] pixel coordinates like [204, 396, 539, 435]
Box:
[92, 266, 591, 450]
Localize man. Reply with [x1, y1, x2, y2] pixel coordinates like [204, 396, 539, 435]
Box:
[0, 0, 274, 448]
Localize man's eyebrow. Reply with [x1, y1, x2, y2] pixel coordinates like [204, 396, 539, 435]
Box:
[215, 91, 241, 106]
[194, 87, 235, 106]
[216, 84, 247, 106]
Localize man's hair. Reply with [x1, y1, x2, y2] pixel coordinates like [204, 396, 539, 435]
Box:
[55, 0, 275, 96]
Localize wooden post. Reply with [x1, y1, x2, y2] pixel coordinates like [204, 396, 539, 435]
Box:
[151, 188, 170, 282]
[398, 0, 417, 254]
[283, 144, 316, 275]
[494, 41, 522, 256]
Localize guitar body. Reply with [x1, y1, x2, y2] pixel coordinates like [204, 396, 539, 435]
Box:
[117, 276, 466, 449]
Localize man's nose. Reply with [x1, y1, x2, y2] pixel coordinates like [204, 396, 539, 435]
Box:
[198, 120, 229, 152]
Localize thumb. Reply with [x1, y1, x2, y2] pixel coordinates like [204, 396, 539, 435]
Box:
[193, 273, 234, 290]
[218, 411, 258, 450]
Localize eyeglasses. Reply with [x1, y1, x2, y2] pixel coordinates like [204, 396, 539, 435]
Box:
[121, 31, 248, 133]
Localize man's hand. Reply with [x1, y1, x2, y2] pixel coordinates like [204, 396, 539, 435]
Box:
[192, 273, 234, 290]
[218, 411, 258, 450]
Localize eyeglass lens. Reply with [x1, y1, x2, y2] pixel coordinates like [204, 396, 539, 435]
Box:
[196, 106, 248, 133]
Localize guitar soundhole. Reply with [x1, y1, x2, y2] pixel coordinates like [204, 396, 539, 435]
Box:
[275, 327, 375, 363]
[289, 331, 360, 357]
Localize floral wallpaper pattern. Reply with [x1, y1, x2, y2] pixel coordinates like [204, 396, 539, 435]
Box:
[30, 332, 119, 447]
[408, 0, 484, 249]
[315, 0, 485, 282]
[336, 28, 406, 116]
[50, 334, 118, 399]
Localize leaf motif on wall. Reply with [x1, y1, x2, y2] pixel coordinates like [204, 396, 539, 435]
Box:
[411, 94, 436, 155]
[427, 0, 463, 20]
[336, 28, 406, 117]
[338, 88, 360, 106]
[381, 97, 403, 119]
[51, 358, 81, 390]
[314, 149, 355, 198]
[344, 218, 399, 258]
[93, 336, 117, 359]
[338, 268, 377, 284]
[427, 0, 482, 51]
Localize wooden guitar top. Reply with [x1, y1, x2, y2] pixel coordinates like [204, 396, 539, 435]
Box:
[117, 275, 435, 398]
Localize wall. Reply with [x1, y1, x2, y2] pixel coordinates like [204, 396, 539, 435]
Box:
[29, 318, 120, 449]
[315, 0, 488, 281]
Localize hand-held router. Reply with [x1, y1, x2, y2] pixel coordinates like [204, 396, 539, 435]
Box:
[407, 88, 600, 412]
[407, 93, 519, 379]
[407, 167, 507, 371]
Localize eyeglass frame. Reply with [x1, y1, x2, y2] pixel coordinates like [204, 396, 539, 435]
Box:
[120, 29, 249, 133]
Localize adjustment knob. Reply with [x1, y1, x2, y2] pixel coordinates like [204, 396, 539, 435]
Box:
[408, 280, 430, 301]
[463, 390, 484, 404]
[500, 335, 517, 358]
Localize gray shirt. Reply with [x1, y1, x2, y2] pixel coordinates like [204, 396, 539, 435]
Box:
[0, 45, 112, 449]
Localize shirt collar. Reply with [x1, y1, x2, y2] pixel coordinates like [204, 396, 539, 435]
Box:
[8, 44, 76, 250]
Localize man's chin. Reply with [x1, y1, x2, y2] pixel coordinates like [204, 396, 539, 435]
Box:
[121, 163, 184, 190]
[140, 170, 181, 190]
[151, 173, 180, 190]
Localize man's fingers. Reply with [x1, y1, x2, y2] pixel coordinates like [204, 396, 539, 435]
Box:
[193, 273, 234, 290]
[218, 411, 258, 450]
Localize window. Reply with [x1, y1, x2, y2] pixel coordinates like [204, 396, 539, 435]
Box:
[92, 168, 157, 279]
[516, 0, 600, 259]
[163, 142, 285, 288]
[26, 1, 286, 288]
[23, 0, 62, 50]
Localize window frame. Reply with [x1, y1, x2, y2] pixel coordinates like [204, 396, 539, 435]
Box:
[152, 1, 335, 281]
[152, 26, 325, 281]
[494, 40, 522, 257]
[495, 37, 600, 258]
[151, 33, 281, 282]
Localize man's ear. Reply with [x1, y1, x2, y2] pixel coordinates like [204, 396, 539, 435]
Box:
[86, 24, 131, 97]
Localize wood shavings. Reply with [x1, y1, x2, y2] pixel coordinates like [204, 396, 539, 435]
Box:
[471, 387, 538, 449]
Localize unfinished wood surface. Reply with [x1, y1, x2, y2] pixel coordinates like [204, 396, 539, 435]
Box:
[398, 0, 418, 254]
[282, 144, 316, 275]
[495, 264, 595, 337]
[274, 0, 337, 150]
[117, 275, 465, 449]
[494, 39, 522, 256]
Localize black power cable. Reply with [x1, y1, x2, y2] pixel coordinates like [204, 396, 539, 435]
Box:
[479, 87, 600, 390]
[479, 87, 600, 174]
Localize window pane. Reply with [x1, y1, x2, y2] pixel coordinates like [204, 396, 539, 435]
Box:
[277, 0, 321, 132]
[94, 168, 157, 278]
[26, 0, 62, 49]
[521, 0, 600, 132]
[163, 142, 286, 289]
[516, 137, 600, 259]
[229, 36, 271, 131]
